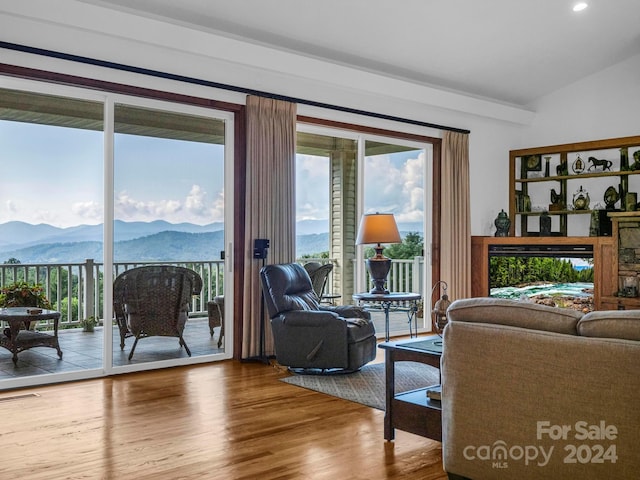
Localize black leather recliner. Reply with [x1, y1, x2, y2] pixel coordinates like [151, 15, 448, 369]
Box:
[260, 263, 376, 373]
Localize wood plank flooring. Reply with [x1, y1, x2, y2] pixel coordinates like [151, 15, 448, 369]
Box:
[0, 357, 447, 479]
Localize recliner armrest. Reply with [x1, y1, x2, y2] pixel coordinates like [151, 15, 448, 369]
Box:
[280, 309, 343, 327]
[319, 305, 371, 320]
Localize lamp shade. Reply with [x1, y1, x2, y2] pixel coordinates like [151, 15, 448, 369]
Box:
[355, 213, 401, 245]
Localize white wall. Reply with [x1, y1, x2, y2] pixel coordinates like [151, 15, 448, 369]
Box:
[0, 0, 534, 237]
[523, 53, 640, 147]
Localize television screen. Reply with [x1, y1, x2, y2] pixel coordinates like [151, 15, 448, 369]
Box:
[488, 245, 594, 312]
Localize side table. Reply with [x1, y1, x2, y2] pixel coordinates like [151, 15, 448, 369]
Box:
[0, 307, 63, 364]
[352, 292, 421, 341]
[379, 336, 443, 441]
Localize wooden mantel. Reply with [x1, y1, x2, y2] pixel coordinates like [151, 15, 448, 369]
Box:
[471, 236, 616, 310]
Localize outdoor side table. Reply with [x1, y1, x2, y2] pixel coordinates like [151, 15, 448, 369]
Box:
[0, 307, 63, 364]
[352, 292, 421, 341]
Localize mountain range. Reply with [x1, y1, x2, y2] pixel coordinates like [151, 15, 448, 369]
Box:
[0, 220, 423, 263]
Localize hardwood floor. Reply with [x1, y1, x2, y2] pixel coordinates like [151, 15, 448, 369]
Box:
[0, 357, 447, 479]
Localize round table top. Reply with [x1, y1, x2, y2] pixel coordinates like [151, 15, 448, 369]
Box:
[0, 307, 60, 320]
[352, 292, 421, 302]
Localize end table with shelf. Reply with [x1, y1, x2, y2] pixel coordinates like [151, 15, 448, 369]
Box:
[379, 336, 443, 442]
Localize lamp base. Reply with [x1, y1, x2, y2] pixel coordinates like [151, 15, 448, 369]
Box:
[366, 254, 391, 294]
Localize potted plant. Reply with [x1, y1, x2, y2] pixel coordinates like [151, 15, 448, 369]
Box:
[0, 281, 52, 309]
[80, 316, 97, 332]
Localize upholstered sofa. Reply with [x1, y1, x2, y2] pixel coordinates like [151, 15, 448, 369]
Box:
[441, 298, 640, 480]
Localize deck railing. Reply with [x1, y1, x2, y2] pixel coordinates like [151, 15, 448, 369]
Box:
[0, 260, 224, 328]
[0, 257, 424, 328]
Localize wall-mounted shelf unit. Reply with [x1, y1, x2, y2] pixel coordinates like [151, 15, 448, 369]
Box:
[509, 136, 640, 237]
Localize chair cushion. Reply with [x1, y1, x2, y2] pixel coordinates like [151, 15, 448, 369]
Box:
[578, 310, 640, 340]
[447, 297, 581, 335]
[261, 263, 319, 317]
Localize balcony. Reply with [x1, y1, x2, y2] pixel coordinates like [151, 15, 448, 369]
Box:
[0, 258, 427, 378]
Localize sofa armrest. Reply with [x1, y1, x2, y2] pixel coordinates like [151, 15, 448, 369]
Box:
[441, 320, 640, 480]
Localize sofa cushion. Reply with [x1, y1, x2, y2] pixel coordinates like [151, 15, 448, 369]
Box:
[578, 310, 640, 340]
[446, 297, 582, 335]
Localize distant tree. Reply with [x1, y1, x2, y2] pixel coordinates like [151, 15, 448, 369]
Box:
[300, 251, 329, 259]
[384, 232, 424, 259]
[4, 258, 21, 264]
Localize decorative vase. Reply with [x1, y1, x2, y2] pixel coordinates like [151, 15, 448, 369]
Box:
[494, 210, 510, 237]
[625, 192, 637, 212]
[539, 212, 551, 236]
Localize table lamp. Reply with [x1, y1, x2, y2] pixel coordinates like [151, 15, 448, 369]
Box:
[356, 213, 401, 294]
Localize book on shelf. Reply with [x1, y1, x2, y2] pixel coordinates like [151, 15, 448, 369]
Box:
[426, 384, 441, 401]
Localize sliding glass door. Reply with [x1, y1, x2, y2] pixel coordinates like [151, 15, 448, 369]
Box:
[360, 138, 431, 336]
[0, 86, 104, 388]
[111, 101, 232, 369]
[0, 81, 234, 389]
[295, 125, 432, 338]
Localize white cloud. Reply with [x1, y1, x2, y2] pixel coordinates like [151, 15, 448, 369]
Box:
[364, 152, 425, 223]
[71, 201, 103, 222]
[114, 184, 224, 224]
[185, 185, 208, 216]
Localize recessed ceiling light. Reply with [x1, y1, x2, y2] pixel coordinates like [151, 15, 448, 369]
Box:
[573, 2, 588, 12]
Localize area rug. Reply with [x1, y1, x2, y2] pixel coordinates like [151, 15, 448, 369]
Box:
[280, 361, 440, 410]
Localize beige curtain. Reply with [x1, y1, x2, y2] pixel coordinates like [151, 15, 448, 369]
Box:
[242, 96, 297, 359]
[440, 131, 471, 300]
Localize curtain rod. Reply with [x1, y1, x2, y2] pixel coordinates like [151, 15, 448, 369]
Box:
[0, 41, 470, 134]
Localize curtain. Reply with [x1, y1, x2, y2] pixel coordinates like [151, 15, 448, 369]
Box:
[242, 96, 297, 358]
[440, 131, 471, 300]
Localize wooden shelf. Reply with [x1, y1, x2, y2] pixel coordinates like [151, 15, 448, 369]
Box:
[509, 135, 640, 237]
[516, 170, 639, 184]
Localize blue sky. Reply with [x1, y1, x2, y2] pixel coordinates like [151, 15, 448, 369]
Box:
[0, 120, 224, 227]
[296, 148, 425, 224]
[2, 119, 425, 228]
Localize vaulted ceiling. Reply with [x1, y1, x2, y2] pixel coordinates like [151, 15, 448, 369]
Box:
[78, 0, 640, 107]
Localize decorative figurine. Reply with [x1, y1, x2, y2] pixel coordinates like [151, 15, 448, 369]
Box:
[549, 188, 565, 211]
[494, 210, 510, 237]
[604, 186, 620, 210]
[631, 150, 640, 171]
[572, 154, 585, 174]
[587, 157, 613, 171]
[556, 162, 568, 176]
[573, 186, 590, 210]
[539, 211, 551, 236]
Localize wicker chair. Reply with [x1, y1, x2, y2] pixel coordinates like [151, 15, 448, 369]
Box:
[303, 262, 333, 302]
[113, 265, 203, 360]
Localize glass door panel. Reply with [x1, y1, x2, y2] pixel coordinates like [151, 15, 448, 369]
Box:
[0, 88, 104, 387]
[112, 103, 227, 367]
[362, 140, 427, 337]
[296, 130, 357, 305]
